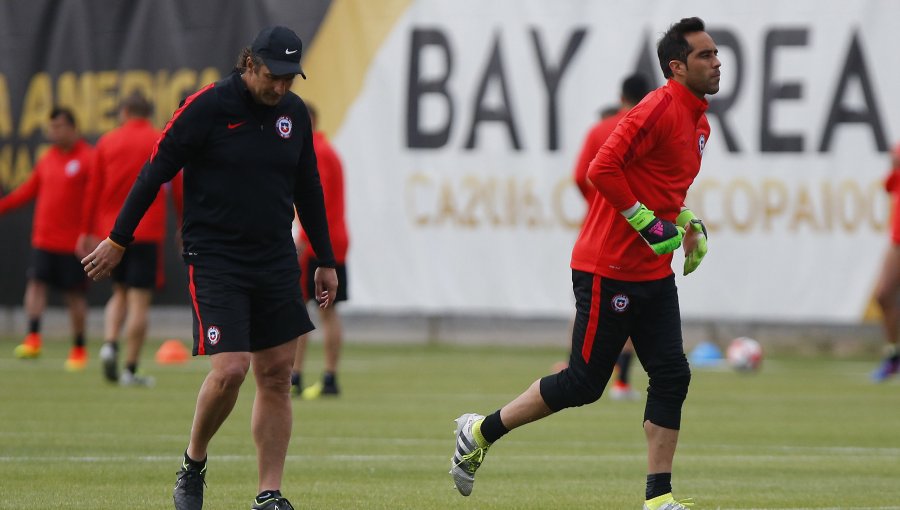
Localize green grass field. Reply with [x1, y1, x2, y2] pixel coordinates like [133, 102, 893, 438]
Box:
[1, 336, 898, 509]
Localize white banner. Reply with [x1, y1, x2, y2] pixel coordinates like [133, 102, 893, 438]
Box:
[331, 0, 899, 323]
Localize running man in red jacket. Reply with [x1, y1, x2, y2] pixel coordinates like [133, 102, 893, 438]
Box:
[0, 108, 93, 370]
[291, 103, 350, 399]
[449, 18, 719, 509]
[571, 73, 652, 401]
[78, 92, 165, 386]
[872, 141, 900, 381]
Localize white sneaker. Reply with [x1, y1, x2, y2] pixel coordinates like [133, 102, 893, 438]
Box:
[119, 371, 155, 387]
[449, 413, 489, 496]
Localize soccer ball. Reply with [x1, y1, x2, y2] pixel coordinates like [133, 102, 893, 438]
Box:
[725, 337, 763, 372]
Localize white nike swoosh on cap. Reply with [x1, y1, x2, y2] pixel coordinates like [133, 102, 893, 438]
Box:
[285, 49, 298, 55]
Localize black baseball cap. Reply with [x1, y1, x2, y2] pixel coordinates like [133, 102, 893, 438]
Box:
[251, 26, 307, 79]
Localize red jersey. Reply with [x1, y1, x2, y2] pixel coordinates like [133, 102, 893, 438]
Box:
[0, 139, 93, 253]
[572, 109, 627, 203]
[83, 118, 165, 242]
[300, 131, 348, 263]
[571, 79, 711, 281]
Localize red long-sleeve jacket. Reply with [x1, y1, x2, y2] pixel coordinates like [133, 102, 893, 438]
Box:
[300, 131, 348, 263]
[0, 140, 93, 253]
[572, 109, 627, 204]
[571, 79, 711, 281]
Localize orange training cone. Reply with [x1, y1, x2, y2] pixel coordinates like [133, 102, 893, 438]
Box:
[155, 339, 190, 365]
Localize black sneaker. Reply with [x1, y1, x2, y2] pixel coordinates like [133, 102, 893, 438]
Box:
[173, 461, 206, 510]
[251, 490, 294, 510]
[99, 342, 119, 383]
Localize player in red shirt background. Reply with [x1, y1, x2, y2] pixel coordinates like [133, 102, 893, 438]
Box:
[449, 18, 718, 510]
[872, 141, 900, 381]
[570, 73, 652, 401]
[78, 92, 165, 386]
[0, 108, 93, 370]
[291, 103, 350, 399]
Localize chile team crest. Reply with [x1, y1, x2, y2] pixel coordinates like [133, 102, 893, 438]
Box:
[276, 115, 293, 139]
[611, 294, 630, 313]
[207, 325, 221, 345]
[698, 134, 706, 156]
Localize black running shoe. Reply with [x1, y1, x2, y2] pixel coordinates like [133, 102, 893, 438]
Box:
[251, 490, 294, 510]
[173, 461, 206, 510]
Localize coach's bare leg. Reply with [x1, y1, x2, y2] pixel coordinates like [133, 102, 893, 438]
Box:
[124, 287, 153, 367]
[320, 306, 342, 374]
[875, 245, 900, 347]
[292, 333, 309, 375]
[252, 338, 298, 491]
[186, 351, 251, 461]
[644, 420, 678, 473]
[104, 284, 127, 341]
[498, 379, 554, 430]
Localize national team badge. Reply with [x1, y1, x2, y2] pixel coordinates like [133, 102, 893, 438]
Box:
[207, 325, 221, 345]
[65, 159, 81, 176]
[276, 115, 293, 139]
[698, 134, 706, 156]
[611, 294, 630, 313]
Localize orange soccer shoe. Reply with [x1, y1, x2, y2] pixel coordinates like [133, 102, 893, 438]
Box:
[64, 345, 88, 372]
[13, 333, 42, 359]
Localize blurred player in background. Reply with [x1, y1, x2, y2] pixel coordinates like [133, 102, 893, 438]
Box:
[291, 103, 350, 399]
[449, 17, 717, 510]
[571, 73, 652, 401]
[0, 108, 92, 370]
[78, 92, 164, 387]
[82, 26, 336, 510]
[872, 141, 900, 382]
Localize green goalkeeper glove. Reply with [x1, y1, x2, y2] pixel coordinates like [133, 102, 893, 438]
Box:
[676, 208, 708, 275]
[625, 203, 685, 255]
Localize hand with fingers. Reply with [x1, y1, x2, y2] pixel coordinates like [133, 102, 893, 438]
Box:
[82, 237, 126, 281]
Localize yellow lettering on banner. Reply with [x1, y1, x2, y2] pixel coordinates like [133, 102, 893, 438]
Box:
[0, 145, 11, 189]
[0, 74, 12, 138]
[57, 72, 93, 133]
[724, 178, 755, 232]
[197, 67, 220, 89]
[792, 184, 819, 231]
[761, 178, 787, 231]
[552, 177, 583, 229]
[119, 70, 154, 105]
[13, 144, 33, 187]
[154, 70, 172, 125]
[437, 179, 457, 226]
[167, 69, 198, 117]
[94, 71, 119, 134]
[406, 172, 432, 225]
[19, 73, 52, 137]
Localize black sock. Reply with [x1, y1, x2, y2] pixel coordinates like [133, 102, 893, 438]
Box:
[646, 472, 672, 500]
[291, 371, 301, 388]
[479, 410, 509, 444]
[323, 371, 336, 387]
[126, 362, 138, 375]
[617, 352, 633, 384]
[28, 318, 40, 334]
[256, 489, 282, 503]
[74, 333, 85, 348]
[183, 450, 206, 470]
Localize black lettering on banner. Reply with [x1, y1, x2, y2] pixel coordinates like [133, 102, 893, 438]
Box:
[465, 33, 522, 150]
[406, 28, 454, 149]
[760, 28, 807, 152]
[530, 27, 587, 151]
[706, 29, 743, 153]
[818, 31, 888, 152]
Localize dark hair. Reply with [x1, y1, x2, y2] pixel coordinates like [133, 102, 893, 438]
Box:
[49, 107, 77, 128]
[621, 73, 651, 104]
[657, 17, 706, 79]
[235, 46, 264, 73]
[120, 91, 153, 118]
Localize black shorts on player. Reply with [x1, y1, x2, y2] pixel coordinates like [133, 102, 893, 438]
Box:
[110, 242, 159, 289]
[302, 257, 348, 303]
[28, 248, 87, 291]
[540, 270, 691, 430]
[187, 264, 314, 356]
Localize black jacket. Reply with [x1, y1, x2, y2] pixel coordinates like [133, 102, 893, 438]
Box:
[110, 72, 335, 269]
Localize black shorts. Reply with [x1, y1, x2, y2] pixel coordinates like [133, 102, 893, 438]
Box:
[541, 270, 685, 409]
[111, 242, 159, 289]
[301, 257, 348, 303]
[27, 248, 87, 291]
[187, 264, 314, 356]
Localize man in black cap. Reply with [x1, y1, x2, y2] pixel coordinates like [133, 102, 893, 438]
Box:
[82, 25, 336, 510]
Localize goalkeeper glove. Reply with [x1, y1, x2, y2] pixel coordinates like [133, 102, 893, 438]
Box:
[625, 203, 685, 256]
[676, 208, 708, 275]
